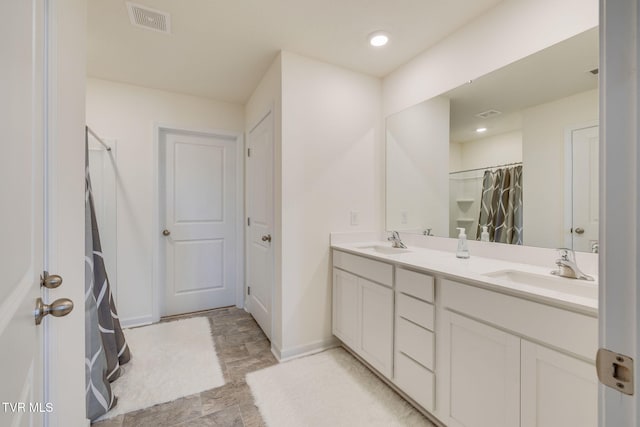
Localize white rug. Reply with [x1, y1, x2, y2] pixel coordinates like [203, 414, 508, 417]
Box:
[246, 348, 432, 427]
[96, 317, 225, 420]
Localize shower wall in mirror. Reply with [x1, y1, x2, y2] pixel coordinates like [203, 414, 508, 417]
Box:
[386, 27, 599, 252]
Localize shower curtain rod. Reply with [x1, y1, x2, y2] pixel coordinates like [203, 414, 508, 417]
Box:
[86, 126, 112, 151]
[449, 161, 522, 175]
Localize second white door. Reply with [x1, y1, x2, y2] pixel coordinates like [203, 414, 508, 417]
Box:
[162, 130, 238, 316]
[246, 112, 274, 339]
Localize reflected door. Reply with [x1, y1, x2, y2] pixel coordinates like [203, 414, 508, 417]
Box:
[571, 126, 599, 252]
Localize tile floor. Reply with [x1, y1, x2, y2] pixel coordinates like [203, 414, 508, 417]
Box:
[92, 307, 277, 427]
[93, 307, 436, 427]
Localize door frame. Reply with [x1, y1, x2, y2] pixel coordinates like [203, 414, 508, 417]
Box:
[563, 120, 598, 249]
[244, 109, 275, 336]
[45, 0, 88, 425]
[152, 124, 244, 323]
[599, 0, 640, 425]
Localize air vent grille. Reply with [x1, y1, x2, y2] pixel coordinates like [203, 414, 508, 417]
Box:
[475, 109, 502, 119]
[127, 2, 171, 34]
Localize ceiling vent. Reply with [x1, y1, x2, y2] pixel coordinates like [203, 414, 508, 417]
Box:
[475, 109, 502, 119]
[126, 2, 171, 34]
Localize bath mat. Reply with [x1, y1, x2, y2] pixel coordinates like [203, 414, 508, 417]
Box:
[96, 317, 224, 420]
[246, 347, 433, 427]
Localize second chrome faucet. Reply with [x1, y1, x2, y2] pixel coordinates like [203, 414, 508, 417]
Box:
[551, 248, 594, 281]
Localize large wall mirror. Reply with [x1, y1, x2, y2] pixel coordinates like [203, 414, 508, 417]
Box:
[386, 27, 599, 252]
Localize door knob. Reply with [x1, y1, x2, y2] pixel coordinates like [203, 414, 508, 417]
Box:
[34, 297, 74, 325]
[41, 272, 63, 289]
[261, 234, 272, 242]
[574, 227, 585, 235]
[162, 229, 171, 236]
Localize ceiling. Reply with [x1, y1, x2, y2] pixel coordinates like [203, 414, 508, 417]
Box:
[87, 0, 504, 104]
[446, 27, 599, 143]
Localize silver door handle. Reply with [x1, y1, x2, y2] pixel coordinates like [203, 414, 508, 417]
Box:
[574, 227, 585, 235]
[261, 234, 272, 242]
[163, 229, 171, 236]
[41, 271, 63, 289]
[34, 297, 74, 325]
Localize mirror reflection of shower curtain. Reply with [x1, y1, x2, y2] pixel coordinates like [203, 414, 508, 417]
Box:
[85, 129, 131, 421]
[477, 166, 523, 244]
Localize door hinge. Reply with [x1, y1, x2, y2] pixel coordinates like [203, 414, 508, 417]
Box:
[596, 348, 634, 395]
[247, 148, 251, 157]
[247, 286, 251, 295]
[247, 217, 251, 226]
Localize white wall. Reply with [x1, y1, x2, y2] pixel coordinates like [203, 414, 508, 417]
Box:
[454, 131, 523, 171]
[383, 0, 598, 116]
[86, 78, 244, 326]
[386, 96, 450, 234]
[279, 51, 382, 357]
[244, 54, 283, 351]
[522, 89, 598, 248]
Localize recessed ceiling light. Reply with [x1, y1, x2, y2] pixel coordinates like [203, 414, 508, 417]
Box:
[476, 127, 487, 133]
[369, 31, 389, 47]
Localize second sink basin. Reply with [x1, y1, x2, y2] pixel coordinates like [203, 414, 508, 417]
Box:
[357, 244, 412, 255]
[484, 269, 598, 299]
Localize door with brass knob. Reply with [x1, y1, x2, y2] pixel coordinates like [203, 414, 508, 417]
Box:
[261, 234, 272, 243]
[163, 229, 171, 236]
[574, 227, 585, 235]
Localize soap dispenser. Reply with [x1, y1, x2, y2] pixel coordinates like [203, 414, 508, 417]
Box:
[480, 226, 490, 242]
[456, 227, 470, 259]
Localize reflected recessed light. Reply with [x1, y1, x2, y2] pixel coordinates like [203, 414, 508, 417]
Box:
[369, 31, 389, 47]
[476, 127, 487, 133]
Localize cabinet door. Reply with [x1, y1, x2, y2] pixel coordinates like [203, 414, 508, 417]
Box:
[442, 311, 520, 427]
[360, 278, 393, 378]
[332, 269, 359, 349]
[521, 340, 597, 427]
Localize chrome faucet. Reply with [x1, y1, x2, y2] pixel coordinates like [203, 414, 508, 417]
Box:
[388, 231, 407, 249]
[551, 248, 594, 281]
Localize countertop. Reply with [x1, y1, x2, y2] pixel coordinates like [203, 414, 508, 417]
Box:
[331, 241, 598, 316]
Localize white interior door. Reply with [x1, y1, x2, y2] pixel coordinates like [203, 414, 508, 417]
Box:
[571, 125, 599, 252]
[162, 130, 238, 316]
[246, 112, 274, 339]
[0, 0, 46, 425]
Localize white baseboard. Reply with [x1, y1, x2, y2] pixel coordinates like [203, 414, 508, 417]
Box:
[271, 337, 340, 362]
[120, 315, 154, 329]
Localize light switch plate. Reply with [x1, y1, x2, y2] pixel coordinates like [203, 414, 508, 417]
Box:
[350, 211, 359, 226]
[401, 211, 408, 224]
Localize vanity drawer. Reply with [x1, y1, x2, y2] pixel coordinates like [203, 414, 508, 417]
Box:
[396, 268, 434, 302]
[394, 351, 435, 411]
[333, 250, 393, 287]
[397, 293, 434, 331]
[396, 317, 434, 370]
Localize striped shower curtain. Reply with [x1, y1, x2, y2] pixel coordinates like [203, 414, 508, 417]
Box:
[476, 166, 523, 244]
[85, 130, 131, 420]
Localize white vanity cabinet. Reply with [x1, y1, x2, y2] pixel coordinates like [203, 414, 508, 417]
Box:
[394, 268, 436, 411]
[332, 250, 394, 378]
[439, 278, 598, 427]
[520, 340, 598, 427]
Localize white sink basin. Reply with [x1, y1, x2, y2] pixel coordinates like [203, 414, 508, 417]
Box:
[484, 269, 598, 299]
[356, 245, 412, 255]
